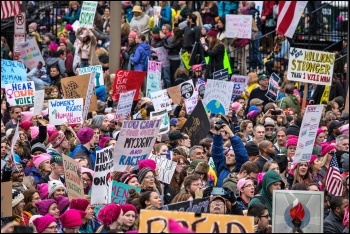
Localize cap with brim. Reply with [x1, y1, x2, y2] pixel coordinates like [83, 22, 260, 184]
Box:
[50, 156, 63, 165]
[264, 122, 275, 127]
[210, 195, 226, 203]
[258, 74, 268, 80]
[249, 98, 264, 106]
[132, 5, 142, 13]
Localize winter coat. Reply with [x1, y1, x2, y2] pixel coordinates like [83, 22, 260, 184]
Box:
[130, 14, 150, 40]
[76, 28, 100, 67]
[277, 95, 301, 113]
[324, 210, 346, 233]
[160, 5, 172, 28]
[205, 43, 225, 75]
[162, 36, 182, 59]
[218, 1, 239, 16]
[63, 7, 81, 24]
[121, 44, 137, 70]
[212, 134, 249, 187]
[248, 170, 284, 217]
[130, 42, 151, 71]
[222, 172, 240, 197]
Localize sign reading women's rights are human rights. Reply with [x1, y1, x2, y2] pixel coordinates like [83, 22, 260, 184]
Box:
[4, 81, 35, 106]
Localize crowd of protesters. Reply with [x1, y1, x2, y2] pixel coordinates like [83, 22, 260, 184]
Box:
[0, 1, 349, 233]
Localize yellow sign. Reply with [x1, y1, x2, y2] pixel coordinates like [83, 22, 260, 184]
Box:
[181, 52, 191, 70]
[320, 85, 330, 104]
[139, 210, 254, 233]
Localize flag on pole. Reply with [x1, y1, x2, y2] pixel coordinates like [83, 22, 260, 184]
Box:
[1, 1, 22, 20]
[325, 154, 344, 196]
[276, 1, 308, 38]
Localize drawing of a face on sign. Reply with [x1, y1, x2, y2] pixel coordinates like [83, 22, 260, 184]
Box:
[181, 82, 194, 99]
[198, 84, 205, 99]
[62, 81, 80, 98]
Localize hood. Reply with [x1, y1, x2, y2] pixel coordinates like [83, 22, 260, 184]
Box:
[261, 170, 284, 198]
[138, 42, 151, 56]
[222, 173, 239, 194]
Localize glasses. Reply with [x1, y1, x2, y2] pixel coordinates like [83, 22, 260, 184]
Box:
[243, 184, 256, 189]
[259, 214, 270, 218]
[211, 201, 224, 206]
[265, 128, 274, 131]
[196, 151, 205, 155]
[288, 147, 296, 151]
[144, 175, 155, 180]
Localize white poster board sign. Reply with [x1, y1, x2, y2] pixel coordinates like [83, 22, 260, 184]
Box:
[48, 98, 84, 125]
[77, 65, 104, 86]
[18, 39, 44, 70]
[33, 90, 45, 115]
[203, 80, 234, 115]
[115, 90, 136, 121]
[226, 14, 252, 39]
[149, 154, 177, 184]
[4, 81, 35, 106]
[150, 89, 172, 112]
[79, 1, 98, 29]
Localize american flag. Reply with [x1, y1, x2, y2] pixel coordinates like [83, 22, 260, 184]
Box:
[1, 1, 22, 20]
[325, 154, 344, 196]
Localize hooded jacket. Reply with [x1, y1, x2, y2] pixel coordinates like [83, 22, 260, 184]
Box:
[278, 95, 300, 113]
[248, 170, 284, 217]
[130, 42, 151, 71]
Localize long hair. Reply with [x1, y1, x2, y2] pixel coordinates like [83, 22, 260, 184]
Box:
[22, 190, 38, 212]
[292, 163, 313, 186]
[1, 36, 10, 50]
[209, 37, 222, 50]
[170, 27, 183, 44]
[169, 155, 188, 192]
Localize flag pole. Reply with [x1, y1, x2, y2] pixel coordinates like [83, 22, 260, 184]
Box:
[302, 83, 308, 109]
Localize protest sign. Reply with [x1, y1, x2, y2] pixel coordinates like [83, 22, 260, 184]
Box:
[77, 65, 104, 86]
[91, 146, 114, 205]
[231, 75, 249, 99]
[48, 98, 83, 125]
[4, 81, 35, 106]
[1, 182, 12, 218]
[180, 80, 195, 99]
[73, 39, 81, 69]
[18, 38, 44, 70]
[153, 6, 161, 26]
[153, 47, 170, 67]
[293, 105, 323, 164]
[161, 197, 209, 212]
[82, 72, 95, 121]
[62, 154, 84, 200]
[115, 90, 136, 121]
[226, 14, 252, 39]
[195, 78, 206, 99]
[266, 72, 280, 101]
[113, 120, 161, 172]
[167, 85, 182, 105]
[112, 70, 146, 101]
[213, 68, 229, 80]
[146, 61, 162, 97]
[10, 123, 19, 162]
[203, 79, 234, 115]
[273, 190, 324, 233]
[150, 89, 172, 112]
[33, 90, 45, 115]
[79, 1, 98, 28]
[139, 210, 254, 233]
[287, 47, 335, 86]
[61, 74, 98, 112]
[150, 109, 170, 134]
[109, 181, 141, 204]
[181, 101, 210, 145]
[1, 59, 27, 87]
[184, 89, 198, 114]
[149, 154, 177, 184]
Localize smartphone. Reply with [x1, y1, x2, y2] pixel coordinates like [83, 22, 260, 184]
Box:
[271, 110, 282, 115]
[14, 226, 33, 233]
[211, 187, 226, 195]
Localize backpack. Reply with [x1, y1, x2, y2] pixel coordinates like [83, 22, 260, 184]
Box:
[46, 60, 59, 75]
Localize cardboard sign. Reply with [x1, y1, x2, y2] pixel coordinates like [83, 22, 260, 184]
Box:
[18, 38, 44, 69]
[150, 89, 172, 112]
[91, 146, 114, 205]
[60, 74, 98, 112]
[1, 182, 12, 218]
[293, 105, 323, 164]
[153, 47, 170, 67]
[146, 61, 162, 97]
[5, 81, 35, 106]
[62, 154, 84, 200]
[231, 75, 249, 99]
[167, 85, 182, 105]
[77, 65, 104, 86]
[273, 190, 324, 233]
[226, 14, 252, 39]
[266, 72, 280, 101]
[213, 68, 229, 80]
[1, 59, 27, 87]
[79, 1, 98, 28]
[203, 79, 234, 115]
[48, 98, 83, 125]
[115, 90, 136, 121]
[139, 210, 254, 233]
[109, 181, 141, 204]
[161, 197, 210, 212]
[82, 72, 95, 121]
[149, 154, 177, 184]
[112, 70, 146, 101]
[181, 101, 210, 145]
[287, 47, 335, 86]
[33, 90, 45, 115]
[113, 120, 161, 172]
[150, 109, 170, 134]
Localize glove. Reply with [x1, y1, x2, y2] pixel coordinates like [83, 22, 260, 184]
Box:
[203, 186, 213, 197]
[222, 187, 237, 204]
[194, 188, 203, 199]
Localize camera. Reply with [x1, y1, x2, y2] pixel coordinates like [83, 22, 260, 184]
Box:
[271, 110, 282, 115]
[215, 119, 224, 131]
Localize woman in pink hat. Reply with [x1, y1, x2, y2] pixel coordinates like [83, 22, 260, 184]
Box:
[29, 153, 52, 182]
[121, 204, 138, 232]
[80, 167, 94, 195]
[97, 204, 124, 233]
[33, 214, 58, 233]
[287, 162, 313, 189]
[309, 155, 326, 190]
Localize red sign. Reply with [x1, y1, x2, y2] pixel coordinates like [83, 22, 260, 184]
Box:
[112, 70, 146, 101]
[13, 33, 26, 61]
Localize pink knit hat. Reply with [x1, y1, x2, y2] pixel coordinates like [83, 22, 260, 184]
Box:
[97, 204, 122, 226]
[339, 124, 349, 135]
[99, 136, 111, 148]
[308, 155, 319, 165]
[231, 102, 243, 113]
[32, 153, 51, 168]
[46, 124, 57, 137]
[28, 22, 37, 30]
[49, 131, 66, 148]
[316, 128, 325, 136]
[60, 209, 86, 228]
[77, 127, 94, 144]
[138, 159, 156, 171]
[42, 108, 49, 116]
[192, 64, 202, 71]
[129, 31, 137, 39]
[49, 42, 58, 52]
[21, 111, 34, 121]
[168, 219, 194, 233]
[36, 183, 49, 200]
[53, 195, 70, 215]
[35, 199, 57, 216]
[33, 214, 56, 233]
[69, 198, 90, 211]
[285, 135, 298, 148]
[321, 143, 336, 157]
[81, 166, 94, 177]
[106, 113, 114, 122]
[30, 126, 39, 139]
[236, 178, 250, 193]
[121, 204, 138, 215]
[65, 23, 73, 32]
[20, 120, 32, 131]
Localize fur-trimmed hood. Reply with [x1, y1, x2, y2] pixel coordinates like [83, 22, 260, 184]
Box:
[187, 159, 209, 174]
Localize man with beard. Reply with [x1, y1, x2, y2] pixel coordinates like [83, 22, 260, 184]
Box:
[324, 196, 349, 233]
[255, 140, 275, 172]
[327, 120, 343, 142]
[183, 173, 203, 199]
[274, 127, 287, 154]
[209, 196, 227, 214]
[91, 115, 111, 137]
[247, 204, 272, 233]
[212, 124, 249, 187]
[47, 131, 70, 157]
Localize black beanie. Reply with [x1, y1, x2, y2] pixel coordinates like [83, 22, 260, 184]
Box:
[245, 141, 259, 156]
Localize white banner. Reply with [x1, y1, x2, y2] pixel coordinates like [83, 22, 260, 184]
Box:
[82, 72, 95, 121]
[150, 109, 170, 134]
[293, 105, 323, 164]
[18, 39, 44, 70]
[225, 14, 252, 39]
[79, 1, 98, 29]
[48, 98, 84, 125]
[78, 65, 104, 86]
[150, 89, 172, 112]
[4, 81, 35, 106]
[149, 154, 177, 184]
[33, 90, 45, 115]
[231, 75, 249, 99]
[203, 80, 234, 115]
[115, 90, 136, 121]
